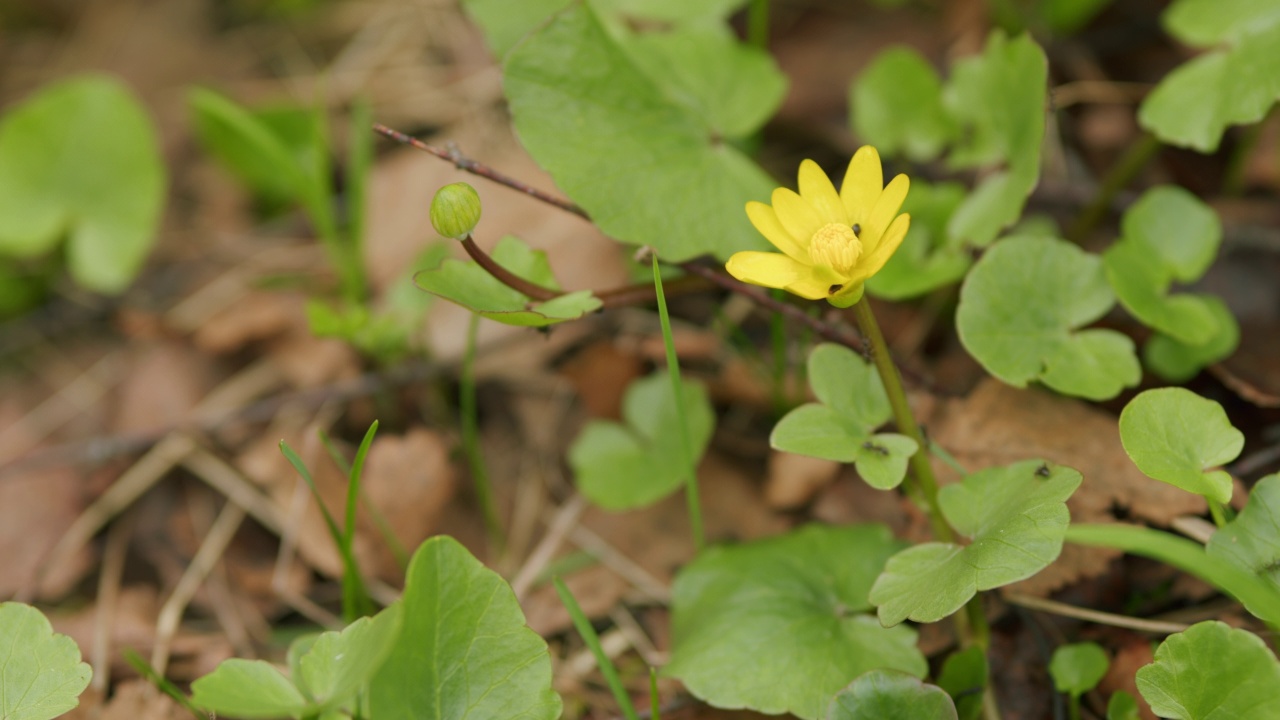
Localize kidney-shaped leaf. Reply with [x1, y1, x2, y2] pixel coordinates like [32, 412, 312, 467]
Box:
[867, 180, 971, 301]
[1136, 621, 1280, 719]
[666, 524, 927, 720]
[569, 371, 714, 509]
[190, 660, 310, 719]
[369, 536, 560, 720]
[0, 603, 91, 720]
[503, 3, 775, 262]
[1118, 388, 1243, 504]
[1144, 295, 1240, 382]
[958, 235, 1139, 400]
[415, 236, 601, 327]
[771, 344, 917, 490]
[1207, 473, 1280, 595]
[827, 671, 958, 720]
[295, 605, 402, 710]
[1048, 642, 1109, 698]
[850, 47, 956, 162]
[870, 460, 1082, 626]
[0, 75, 165, 294]
[1104, 186, 1224, 345]
[1139, 16, 1280, 152]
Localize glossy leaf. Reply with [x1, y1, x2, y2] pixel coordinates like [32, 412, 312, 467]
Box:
[957, 235, 1139, 400]
[1049, 643, 1109, 697]
[771, 344, 917, 490]
[1104, 186, 1224, 345]
[1136, 621, 1280, 719]
[870, 460, 1082, 625]
[503, 3, 776, 261]
[1118, 388, 1243, 504]
[369, 536, 561, 720]
[415, 236, 601, 327]
[1139, 4, 1280, 152]
[570, 372, 715, 509]
[0, 603, 91, 720]
[851, 47, 956, 161]
[867, 180, 971, 300]
[1144, 295, 1240, 382]
[827, 671, 958, 720]
[666, 524, 927, 720]
[943, 32, 1046, 247]
[0, 75, 165, 293]
[1207, 473, 1280, 594]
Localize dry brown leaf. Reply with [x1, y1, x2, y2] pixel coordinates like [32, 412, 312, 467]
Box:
[268, 332, 362, 389]
[1097, 636, 1158, 720]
[926, 379, 1207, 596]
[765, 451, 840, 509]
[559, 340, 646, 420]
[193, 291, 304, 354]
[112, 341, 217, 435]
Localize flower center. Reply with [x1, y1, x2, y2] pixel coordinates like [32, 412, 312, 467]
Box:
[808, 223, 862, 275]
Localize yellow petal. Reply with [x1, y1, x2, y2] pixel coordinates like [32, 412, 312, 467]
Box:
[852, 213, 910, 281]
[797, 160, 848, 225]
[861, 174, 909, 255]
[745, 201, 808, 262]
[771, 187, 823, 245]
[840, 146, 884, 224]
[726, 251, 803, 290]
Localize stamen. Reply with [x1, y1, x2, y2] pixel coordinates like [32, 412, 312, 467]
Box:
[808, 223, 862, 275]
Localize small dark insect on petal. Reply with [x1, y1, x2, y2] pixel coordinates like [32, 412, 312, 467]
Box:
[852, 223, 862, 235]
[828, 284, 843, 295]
[1035, 463, 1051, 478]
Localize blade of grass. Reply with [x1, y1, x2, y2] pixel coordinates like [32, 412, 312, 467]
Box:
[651, 255, 703, 551]
[1066, 523, 1280, 629]
[462, 312, 504, 551]
[649, 667, 660, 720]
[554, 577, 640, 720]
[341, 421, 379, 619]
[280, 439, 373, 621]
[319, 428, 410, 573]
[123, 648, 206, 720]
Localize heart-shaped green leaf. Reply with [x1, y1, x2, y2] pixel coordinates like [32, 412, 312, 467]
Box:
[1207, 473, 1280, 596]
[771, 344, 917, 490]
[936, 647, 987, 720]
[0, 75, 165, 294]
[415, 236, 601, 327]
[1118, 388, 1243, 504]
[870, 460, 1082, 625]
[666, 524, 926, 720]
[1136, 621, 1280, 719]
[957, 235, 1139, 400]
[190, 660, 308, 719]
[1139, 1, 1280, 152]
[942, 32, 1046, 248]
[867, 180, 972, 300]
[0, 603, 92, 720]
[503, 3, 777, 261]
[1144, 295, 1240, 382]
[850, 47, 956, 162]
[1104, 186, 1224, 345]
[827, 671, 958, 720]
[369, 536, 561, 720]
[569, 371, 714, 509]
[1107, 690, 1141, 720]
[1049, 643, 1109, 698]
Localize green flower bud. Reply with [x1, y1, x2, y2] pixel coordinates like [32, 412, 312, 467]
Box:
[430, 182, 482, 240]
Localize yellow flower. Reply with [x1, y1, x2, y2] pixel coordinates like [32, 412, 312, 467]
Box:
[726, 146, 910, 308]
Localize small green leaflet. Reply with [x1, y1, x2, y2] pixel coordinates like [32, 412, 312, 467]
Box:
[1136, 621, 1280, 719]
[1207, 473, 1280, 596]
[1118, 388, 1243, 504]
[0, 603, 92, 720]
[1048, 643, 1109, 698]
[827, 671, 958, 720]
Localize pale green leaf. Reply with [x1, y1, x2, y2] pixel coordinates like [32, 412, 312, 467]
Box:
[936, 647, 987, 720]
[1136, 621, 1280, 719]
[867, 180, 971, 300]
[1107, 690, 1141, 720]
[569, 372, 714, 509]
[854, 434, 919, 491]
[1144, 296, 1239, 382]
[0, 75, 165, 293]
[870, 460, 1081, 625]
[414, 236, 601, 327]
[295, 605, 402, 710]
[1041, 0, 1114, 33]
[666, 525, 927, 720]
[503, 3, 775, 261]
[369, 536, 561, 720]
[1118, 388, 1243, 504]
[191, 660, 309, 718]
[189, 89, 312, 205]
[1207, 473, 1280, 595]
[808, 343, 890, 427]
[0, 603, 91, 720]
[957, 235, 1139, 400]
[851, 47, 956, 162]
[1049, 643, 1109, 698]
[827, 671, 958, 720]
[1163, 0, 1280, 45]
